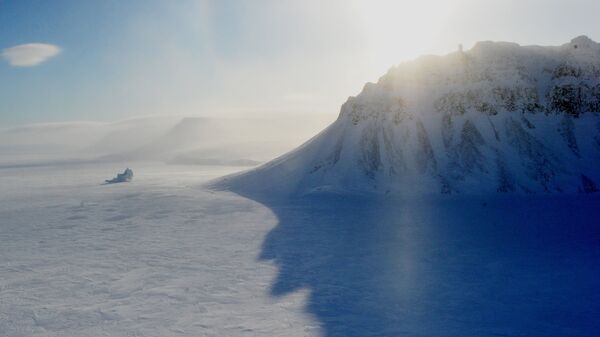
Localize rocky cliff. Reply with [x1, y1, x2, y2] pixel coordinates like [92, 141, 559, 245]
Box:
[217, 36, 600, 195]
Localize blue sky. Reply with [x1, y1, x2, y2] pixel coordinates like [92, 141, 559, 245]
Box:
[1, 0, 600, 126]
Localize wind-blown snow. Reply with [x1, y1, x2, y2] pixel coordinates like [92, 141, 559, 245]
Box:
[216, 36, 600, 196]
[0, 114, 333, 169]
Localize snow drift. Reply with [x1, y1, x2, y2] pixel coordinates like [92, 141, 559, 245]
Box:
[216, 36, 600, 195]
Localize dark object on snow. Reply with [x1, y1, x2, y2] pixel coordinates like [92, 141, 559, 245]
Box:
[105, 168, 134, 184]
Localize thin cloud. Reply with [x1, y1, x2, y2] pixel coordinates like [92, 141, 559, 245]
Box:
[2, 43, 61, 67]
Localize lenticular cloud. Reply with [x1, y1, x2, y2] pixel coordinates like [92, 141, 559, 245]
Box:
[2, 43, 61, 67]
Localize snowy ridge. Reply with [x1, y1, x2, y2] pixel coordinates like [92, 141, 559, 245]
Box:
[216, 36, 600, 195]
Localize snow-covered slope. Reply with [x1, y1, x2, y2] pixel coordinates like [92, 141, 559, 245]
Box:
[217, 36, 600, 195]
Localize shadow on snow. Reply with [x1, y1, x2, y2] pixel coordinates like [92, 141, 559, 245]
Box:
[233, 189, 600, 336]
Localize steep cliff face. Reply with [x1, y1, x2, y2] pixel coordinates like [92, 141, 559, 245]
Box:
[217, 36, 600, 195]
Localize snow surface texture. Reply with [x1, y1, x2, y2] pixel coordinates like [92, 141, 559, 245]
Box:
[1, 164, 599, 336]
[217, 36, 600, 196]
[0, 164, 316, 337]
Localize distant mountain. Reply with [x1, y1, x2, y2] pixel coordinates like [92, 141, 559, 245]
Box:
[0, 114, 334, 168]
[85, 116, 182, 155]
[106, 115, 334, 165]
[216, 36, 600, 195]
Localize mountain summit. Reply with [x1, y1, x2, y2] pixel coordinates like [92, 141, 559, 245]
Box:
[217, 37, 600, 195]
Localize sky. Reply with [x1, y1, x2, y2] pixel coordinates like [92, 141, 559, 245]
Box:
[1, 0, 599, 126]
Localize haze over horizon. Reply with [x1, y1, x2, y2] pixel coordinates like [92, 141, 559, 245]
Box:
[1, 0, 600, 127]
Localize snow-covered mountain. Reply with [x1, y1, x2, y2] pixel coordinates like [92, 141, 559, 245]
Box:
[216, 36, 600, 195]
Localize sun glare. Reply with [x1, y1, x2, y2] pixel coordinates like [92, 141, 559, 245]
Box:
[352, 0, 457, 73]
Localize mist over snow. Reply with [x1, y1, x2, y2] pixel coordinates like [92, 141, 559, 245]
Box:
[0, 113, 334, 168]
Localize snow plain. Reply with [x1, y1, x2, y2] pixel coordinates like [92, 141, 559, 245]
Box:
[0, 163, 315, 337]
[1, 163, 599, 336]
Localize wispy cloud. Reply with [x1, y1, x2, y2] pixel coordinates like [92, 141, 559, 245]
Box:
[2, 43, 61, 67]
